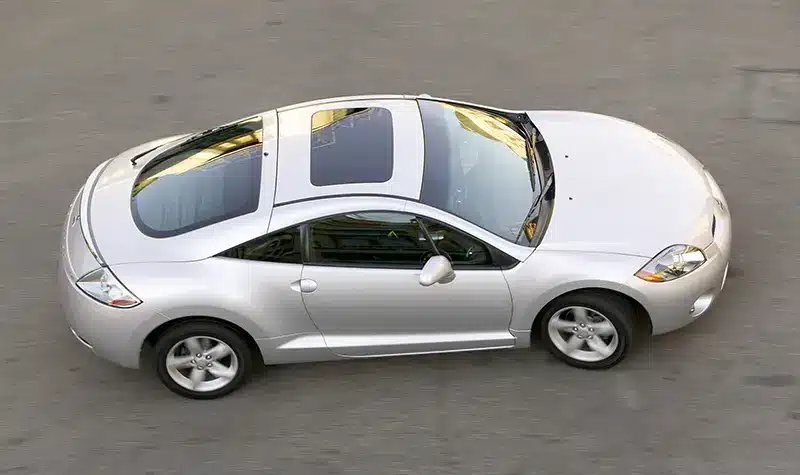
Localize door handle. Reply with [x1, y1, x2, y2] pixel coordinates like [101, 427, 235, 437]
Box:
[290, 279, 318, 293]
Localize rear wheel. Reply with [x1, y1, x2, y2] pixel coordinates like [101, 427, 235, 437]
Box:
[153, 321, 253, 399]
[539, 292, 634, 369]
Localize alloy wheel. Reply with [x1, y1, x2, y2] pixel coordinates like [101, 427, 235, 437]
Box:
[547, 306, 619, 363]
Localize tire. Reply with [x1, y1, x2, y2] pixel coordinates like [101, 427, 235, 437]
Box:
[153, 321, 254, 399]
[538, 291, 634, 370]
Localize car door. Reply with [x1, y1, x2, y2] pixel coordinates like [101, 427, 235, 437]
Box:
[298, 211, 515, 357]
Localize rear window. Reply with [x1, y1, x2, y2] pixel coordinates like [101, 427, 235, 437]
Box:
[310, 107, 393, 186]
[131, 117, 264, 238]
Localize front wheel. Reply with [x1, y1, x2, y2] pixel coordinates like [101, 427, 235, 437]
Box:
[153, 321, 254, 399]
[539, 292, 634, 369]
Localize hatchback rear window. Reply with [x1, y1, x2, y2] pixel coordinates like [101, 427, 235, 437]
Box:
[310, 107, 393, 186]
[131, 117, 264, 238]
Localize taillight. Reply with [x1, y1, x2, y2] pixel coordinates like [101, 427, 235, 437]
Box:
[76, 267, 141, 308]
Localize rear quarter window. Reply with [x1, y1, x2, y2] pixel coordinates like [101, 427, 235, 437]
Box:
[131, 117, 264, 238]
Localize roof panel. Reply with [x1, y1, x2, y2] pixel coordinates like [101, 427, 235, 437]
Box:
[274, 98, 424, 205]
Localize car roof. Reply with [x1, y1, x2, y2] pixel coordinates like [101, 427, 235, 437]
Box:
[271, 93, 528, 205]
[273, 95, 426, 205]
[95, 94, 529, 265]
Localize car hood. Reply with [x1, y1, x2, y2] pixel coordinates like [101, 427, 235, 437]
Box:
[527, 110, 716, 258]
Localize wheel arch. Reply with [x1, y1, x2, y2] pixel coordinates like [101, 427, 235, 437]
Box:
[141, 315, 263, 367]
[529, 286, 652, 341]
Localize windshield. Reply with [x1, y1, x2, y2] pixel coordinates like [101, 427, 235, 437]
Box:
[418, 99, 542, 244]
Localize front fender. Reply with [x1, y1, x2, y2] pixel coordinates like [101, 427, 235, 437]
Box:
[503, 249, 649, 332]
[508, 279, 628, 332]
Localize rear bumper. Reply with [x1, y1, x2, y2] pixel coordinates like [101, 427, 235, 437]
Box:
[624, 200, 732, 335]
[57, 250, 166, 369]
[70, 326, 94, 350]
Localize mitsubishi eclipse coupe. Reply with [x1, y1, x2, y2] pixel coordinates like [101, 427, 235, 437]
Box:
[57, 94, 731, 399]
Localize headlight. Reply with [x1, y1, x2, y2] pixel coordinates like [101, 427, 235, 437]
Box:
[635, 244, 706, 282]
[76, 267, 141, 308]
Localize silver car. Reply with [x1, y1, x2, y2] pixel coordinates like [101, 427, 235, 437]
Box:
[57, 94, 731, 399]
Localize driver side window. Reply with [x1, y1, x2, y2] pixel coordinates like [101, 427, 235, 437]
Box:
[306, 211, 497, 269]
[219, 212, 504, 269]
[308, 212, 431, 268]
[418, 218, 493, 268]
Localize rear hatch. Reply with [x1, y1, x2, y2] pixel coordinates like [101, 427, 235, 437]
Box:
[61, 185, 99, 281]
[64, 134, 190, 277]
[78, 110, 279, 267]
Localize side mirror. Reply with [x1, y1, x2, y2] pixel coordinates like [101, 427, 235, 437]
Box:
[419, 255, 455, 286]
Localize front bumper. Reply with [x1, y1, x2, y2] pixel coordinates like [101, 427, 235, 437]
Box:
[624, 200, 732, 335]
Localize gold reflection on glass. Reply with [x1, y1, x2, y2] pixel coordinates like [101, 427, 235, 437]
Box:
[524, 221, 537, 241]
[447, 104, 527, 159]
[132, 118, 263, 197]
[311, 108, 371, 132]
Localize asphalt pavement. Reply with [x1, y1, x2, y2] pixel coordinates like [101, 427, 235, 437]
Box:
[1, 1, 799, 474]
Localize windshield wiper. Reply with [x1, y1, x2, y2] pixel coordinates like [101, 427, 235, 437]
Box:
[132, 124, 229, 166]
[514, 172, 554, 244]
[182, 125, 224, 143]
[519, 123, 538, 194]
[129, 145, 159, 165]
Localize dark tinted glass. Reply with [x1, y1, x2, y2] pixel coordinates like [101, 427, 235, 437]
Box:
[417, 100, 537, 243]
[131, 117, 263, 238]
[218, 228, 301, 264]
[310, 108, 393, 186]
[420, 219, 493, 267]
[309, 212, 432, 267]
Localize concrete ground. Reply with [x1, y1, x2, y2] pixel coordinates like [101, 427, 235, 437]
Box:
[1, 1, 798, 474]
